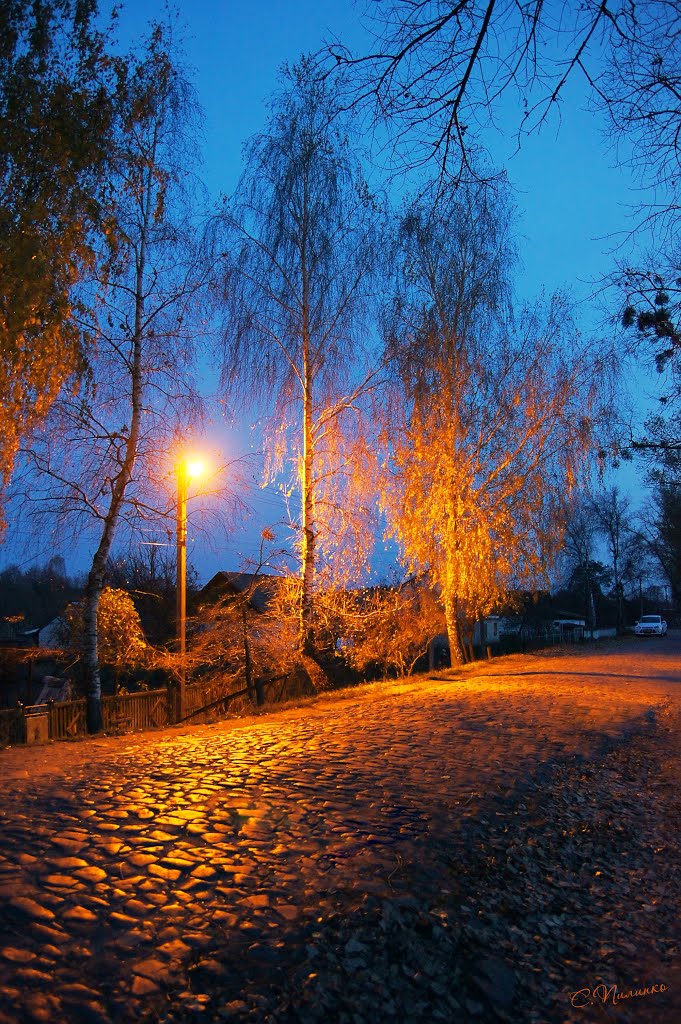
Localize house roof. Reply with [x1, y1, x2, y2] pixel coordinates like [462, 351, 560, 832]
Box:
[199, 572, 285, 613]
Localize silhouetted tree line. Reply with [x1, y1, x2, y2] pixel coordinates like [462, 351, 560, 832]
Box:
[0, 557, 82, 629]
[0, 550, 199, 646]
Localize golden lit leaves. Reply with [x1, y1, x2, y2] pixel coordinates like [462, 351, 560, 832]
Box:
[0, 0, 115, 523]
[382, 188, 605, 662]
[65, 587, 147, 669]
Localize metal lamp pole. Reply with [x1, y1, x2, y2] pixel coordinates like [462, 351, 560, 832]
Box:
[176, 461, 187, 722]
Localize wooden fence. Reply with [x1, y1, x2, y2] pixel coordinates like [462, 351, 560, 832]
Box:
[184, 673, 244, 722]
[101, 689, 171, 734]
[0, 688, 173, 746]
[0, 675, 249, 747]
[48, 698, 87, 739]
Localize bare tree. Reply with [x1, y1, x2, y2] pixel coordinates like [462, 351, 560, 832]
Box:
[189, 530, 298, 702]
[382, 180, 609, 662]
[599, 3, 681, 462]
[214, 58, 381, 660]
[329, 0, 681, 195]
[633, 437, 681, 608]
[19, 25, 208, 731]
[328, 1, 619, 178]
[590, 486, 641, 631]
[644, 479, 681, 606]
[596, 2, 681, 230]
[560, 495, 603, 630]
[106, 544, 199, 645]
[618, 266, 681, 462]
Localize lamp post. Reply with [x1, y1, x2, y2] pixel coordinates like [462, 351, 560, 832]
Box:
[176, 455, 205, 722]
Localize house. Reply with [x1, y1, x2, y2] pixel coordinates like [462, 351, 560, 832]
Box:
[34, 616, 67, 649]
[552, 618, 586, 642]
[16, 616, 67, 650]
[0, 616, 38, 649]
[199, 572, 286, 614]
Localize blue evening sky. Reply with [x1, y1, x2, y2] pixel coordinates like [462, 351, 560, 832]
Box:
[3, 0, 661, 584]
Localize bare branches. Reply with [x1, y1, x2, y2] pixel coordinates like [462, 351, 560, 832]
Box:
[11, 23, 210, 731]
[213, 60, 383, 653]
[327, 0, 622, 180]
[596, 1, 681, 232]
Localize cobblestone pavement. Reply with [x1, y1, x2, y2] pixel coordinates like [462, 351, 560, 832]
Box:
[0, 639, 679, 1023]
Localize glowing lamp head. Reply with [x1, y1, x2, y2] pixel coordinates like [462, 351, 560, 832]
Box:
[184, 457, 206, 480]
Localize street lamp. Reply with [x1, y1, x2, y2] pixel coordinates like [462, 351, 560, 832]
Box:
[176, 454, 205, 721]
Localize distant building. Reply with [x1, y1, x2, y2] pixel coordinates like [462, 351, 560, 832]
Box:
[473, 616, 501, 646]
[199, 572, 286, 614]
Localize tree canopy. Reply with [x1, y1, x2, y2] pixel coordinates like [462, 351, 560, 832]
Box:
[215, 59, 380, 656]
[381, 181, 609, 660]
[330, 0, 681, 197]
[0, 0, 114, 523]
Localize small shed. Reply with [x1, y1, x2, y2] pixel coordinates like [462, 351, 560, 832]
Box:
[35, 675, 73, 703]
[552, 618, 586, 642]
[473, 616, 501, 647]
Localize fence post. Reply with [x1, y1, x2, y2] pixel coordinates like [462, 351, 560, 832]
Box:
[168, 683, 179, 724]
[16, 701, 25, 744]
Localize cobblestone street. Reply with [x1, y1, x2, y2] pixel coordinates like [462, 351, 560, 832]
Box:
[0, 639, 680, 1023]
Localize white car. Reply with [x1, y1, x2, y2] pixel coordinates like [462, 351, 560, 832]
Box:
[634, 614, 668, 637]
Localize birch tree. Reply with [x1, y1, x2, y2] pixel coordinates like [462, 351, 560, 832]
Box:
[383, 182, 607, 663]
[216, 60, 380, 659]
[21, 26, 206, 731]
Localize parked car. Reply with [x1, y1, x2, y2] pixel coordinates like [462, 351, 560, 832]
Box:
[634, 614, 668, 637]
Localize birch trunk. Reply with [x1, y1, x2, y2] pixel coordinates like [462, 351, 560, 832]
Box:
[83, 166, 149, 732]
[299, 193, 316, 658]
[300, 376, 316, 656]
[443, 589, 464, 666]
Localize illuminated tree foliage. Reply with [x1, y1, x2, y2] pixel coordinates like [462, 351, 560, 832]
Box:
[326, 579, 445, 678]
[216, 59, 380, 658]
[65, 586, 147, 688]
[191, 578, 299, 699]
[0, 0, 113, 523]
[383, 182, 606, 662]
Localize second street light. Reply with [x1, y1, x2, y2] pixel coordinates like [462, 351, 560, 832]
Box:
[176, 454, 205, 722]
